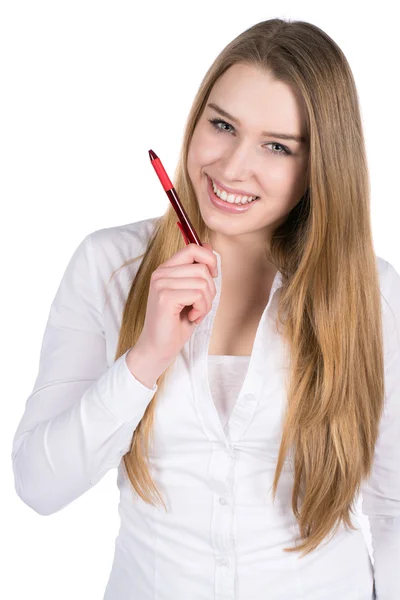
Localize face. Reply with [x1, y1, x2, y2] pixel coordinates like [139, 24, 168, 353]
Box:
[187, 63, 309, 255]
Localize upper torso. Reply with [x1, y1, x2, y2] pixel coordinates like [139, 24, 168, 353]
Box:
[99, 217, 376, 599]
[15, 215, 399, 599]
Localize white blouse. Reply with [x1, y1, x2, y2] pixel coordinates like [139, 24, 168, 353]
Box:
[11, 216, 400, 599]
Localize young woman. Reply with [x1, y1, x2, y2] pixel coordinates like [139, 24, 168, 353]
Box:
[12, 18, 399, 600]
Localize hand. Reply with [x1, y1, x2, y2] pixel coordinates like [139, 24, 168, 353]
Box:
[136, 242, 218, 367]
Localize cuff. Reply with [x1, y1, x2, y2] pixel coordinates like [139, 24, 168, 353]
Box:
[95, 349, 158, 423]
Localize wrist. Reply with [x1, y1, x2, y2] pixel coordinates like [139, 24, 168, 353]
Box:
[126, 342, 166, 390]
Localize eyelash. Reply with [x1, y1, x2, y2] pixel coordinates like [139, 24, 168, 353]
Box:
[208, 118, 292, 157]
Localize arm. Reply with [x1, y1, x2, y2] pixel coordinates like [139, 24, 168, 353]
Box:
[11, 233, 158, 516]
[361, 260, 400, 600]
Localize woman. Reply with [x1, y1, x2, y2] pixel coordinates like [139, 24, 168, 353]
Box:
[12, 18, 400, 600]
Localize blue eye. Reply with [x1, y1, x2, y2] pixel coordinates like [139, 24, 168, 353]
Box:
[208, 117, 292, 157]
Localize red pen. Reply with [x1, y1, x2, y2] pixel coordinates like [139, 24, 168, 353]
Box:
[148, 149, 203, 247]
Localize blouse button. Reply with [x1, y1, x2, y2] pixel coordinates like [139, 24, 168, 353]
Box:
[219, 497, 228, 505]
[217, 557, 228, 567]
[224, 446, 237, 460]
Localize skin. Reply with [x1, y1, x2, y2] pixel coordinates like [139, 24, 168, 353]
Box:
[187, 62, 309, 285]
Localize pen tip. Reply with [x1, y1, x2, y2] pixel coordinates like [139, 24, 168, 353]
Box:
[148, 149, 158, 160]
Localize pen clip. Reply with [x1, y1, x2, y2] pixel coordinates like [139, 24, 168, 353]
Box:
[176, 221, 190, 245]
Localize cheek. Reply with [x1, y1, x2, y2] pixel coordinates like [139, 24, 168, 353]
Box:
[268, 160, 292, 181]
[189, 128, 223, 166]
[264, 160, 302, 194]
[260, 163, 305, 209]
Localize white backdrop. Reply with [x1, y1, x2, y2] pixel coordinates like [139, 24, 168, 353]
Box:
[2, 1, 399, 598]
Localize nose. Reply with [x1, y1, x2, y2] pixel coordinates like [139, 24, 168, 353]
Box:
[218, 140, 257, 182]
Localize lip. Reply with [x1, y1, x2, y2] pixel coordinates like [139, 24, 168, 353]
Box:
[207, 175, 259, 199]
[206, 175, 259, 213]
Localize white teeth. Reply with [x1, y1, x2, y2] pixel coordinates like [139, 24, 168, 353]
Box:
[210, 178, 258, 204]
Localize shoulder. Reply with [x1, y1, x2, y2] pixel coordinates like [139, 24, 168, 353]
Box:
[376, 255, 400, 360]
[87, 215, 162, 259]
[83, 215, 162, 275]
[376, 254, 400, 302]
[80, 216, 162, 308]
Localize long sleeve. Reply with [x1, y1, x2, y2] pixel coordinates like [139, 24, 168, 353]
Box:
[361, 260, 400, 600]
[11, 233, 157, 516]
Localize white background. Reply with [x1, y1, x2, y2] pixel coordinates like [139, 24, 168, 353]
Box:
[2, 1, 399, 598]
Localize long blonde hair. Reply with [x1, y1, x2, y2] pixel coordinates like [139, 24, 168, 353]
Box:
[110, 18, 385, 557]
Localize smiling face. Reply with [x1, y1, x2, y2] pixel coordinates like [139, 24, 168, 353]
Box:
[187, 63, 309, 255]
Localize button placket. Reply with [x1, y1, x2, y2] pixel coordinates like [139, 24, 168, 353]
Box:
[209, 444, 236, 599]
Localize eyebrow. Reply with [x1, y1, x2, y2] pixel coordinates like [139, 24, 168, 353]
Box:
[207, 102, 306, 144]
